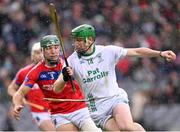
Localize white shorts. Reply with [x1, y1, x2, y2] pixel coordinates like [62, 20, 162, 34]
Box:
[89, 90, 129, 129]
[31, 112, 51, 126]
[51, 107, 92, 129]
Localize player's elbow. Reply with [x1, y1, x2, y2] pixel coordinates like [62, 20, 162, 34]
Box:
[7, 87, 12, 97]
[7, 84, 15, 97]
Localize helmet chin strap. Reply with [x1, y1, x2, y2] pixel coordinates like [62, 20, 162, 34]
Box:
[77, 37, 94, 57]
[46, 57, 59, 66]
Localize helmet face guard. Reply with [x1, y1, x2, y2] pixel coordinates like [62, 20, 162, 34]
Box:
[40, 35, 60, 66]
[71, 24, 96, 55]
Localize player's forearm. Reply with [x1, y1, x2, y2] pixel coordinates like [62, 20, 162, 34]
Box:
[7, 82, 19, 97]
[53, 75, 66, 93]
[12, 91, 25, 106]
[8, 88, 17, 97]
[127, 47, 161, 57]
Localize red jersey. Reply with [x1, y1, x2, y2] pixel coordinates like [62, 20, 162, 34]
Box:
[24, 59, 86, 114]
[15, 64, 49, 112]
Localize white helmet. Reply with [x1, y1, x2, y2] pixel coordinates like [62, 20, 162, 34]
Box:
[31, 42, 41, 55]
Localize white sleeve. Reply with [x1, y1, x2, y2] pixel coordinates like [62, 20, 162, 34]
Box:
[116, 47, 127, 58]
[106, 45, 127, 64]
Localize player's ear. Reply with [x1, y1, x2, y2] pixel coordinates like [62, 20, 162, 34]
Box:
[88, 37, 94, 44]
[41, 48, 43, 51]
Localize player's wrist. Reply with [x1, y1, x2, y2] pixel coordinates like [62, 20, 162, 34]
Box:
[159, 51, 163, 58]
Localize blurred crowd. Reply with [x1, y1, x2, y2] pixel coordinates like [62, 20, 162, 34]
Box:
[0, 0, 180, 130]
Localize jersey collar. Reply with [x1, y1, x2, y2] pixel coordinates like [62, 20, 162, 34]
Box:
[81, 45, 95, 57]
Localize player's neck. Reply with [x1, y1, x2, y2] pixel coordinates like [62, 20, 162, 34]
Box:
[83, 45, 95, 56]
[44, 61, 57, 68]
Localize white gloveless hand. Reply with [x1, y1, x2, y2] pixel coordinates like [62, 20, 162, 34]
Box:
[66, 66, 73, 76]
[161, 50, 176, 62]
[13, 105, 24, 120]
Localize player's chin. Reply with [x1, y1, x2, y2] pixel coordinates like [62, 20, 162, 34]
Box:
[49, 56, 59, 60]
[75, 48, 85, 52]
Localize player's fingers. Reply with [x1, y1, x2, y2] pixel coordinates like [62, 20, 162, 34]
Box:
[17, 105, 23, 111]
[13, 111, 20, 120]
[169, 51, 176, 60]
[169, 53, 176, 61]
[13, 109, 20, 116]
[164, 51, 176, 62]
[166, 56, 174, 62]
[13, 105, 23, 116]
[66, 67, 72, 71]
[66, 67, 73, 75]
[166, 58, 171, 62]
[14, 114, 20, 120]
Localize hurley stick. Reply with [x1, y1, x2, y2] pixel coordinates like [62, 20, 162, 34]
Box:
[44, 98, 89, 102]
[25, 100, 47, 111]
[44, 95, 116, 102]
[49, 3, 76, 92]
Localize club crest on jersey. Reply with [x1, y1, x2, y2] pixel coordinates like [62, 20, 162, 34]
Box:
[96, 53, 104, 63]
[79, 60, 85, 64]
[39, 71, 60, 80]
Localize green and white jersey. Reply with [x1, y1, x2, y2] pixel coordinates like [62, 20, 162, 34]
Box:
[68, 45, 127, 99]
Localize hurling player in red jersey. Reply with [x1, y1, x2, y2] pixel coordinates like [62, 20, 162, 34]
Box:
[12, 35, 101, 131]
[8, 42, 55, 131]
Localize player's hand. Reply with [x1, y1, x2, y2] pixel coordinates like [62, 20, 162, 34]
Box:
[160, 50, 176, 62]
[12, 105, 24, 120]
[62, 67, 73, 82]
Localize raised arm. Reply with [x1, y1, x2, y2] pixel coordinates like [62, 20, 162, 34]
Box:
[53, 74, 66, 93]
[53, 67, 73, 93]
[126, 47, 176, 62]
